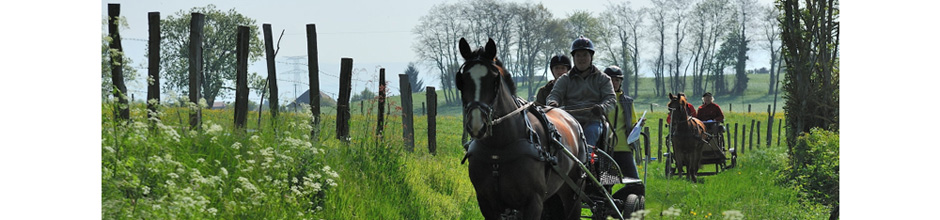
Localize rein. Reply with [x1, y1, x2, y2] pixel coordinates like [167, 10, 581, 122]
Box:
[490, 102, 534, 126]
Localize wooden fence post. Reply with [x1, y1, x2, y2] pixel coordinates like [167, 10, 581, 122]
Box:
[658, 118, 663, 161]
[147, 11, 161, 125]
[188, 12, 205, 130]
[108, 4, 129, 121]
[766, 105, 773, 147]
[263, 24, 279, 119]
[360, 100, 364, 114]
[748, 104, 752, 113]
[377, 68, 386, 136]
[650, 103, 654, 113]
[777, 118, 783, 146]
[337, 58, 353, 141]
[756, 121, 761, 148]
[734, 123, 739, 154]
[306, 24, 320, 139]
[400, 74, 415, 151]
[749, 120, 756, 150]
[729, 103, 733, 112]
[427, 87, 437, 155]
[422, 102, 426, 116]
[234, 26, 250, 129]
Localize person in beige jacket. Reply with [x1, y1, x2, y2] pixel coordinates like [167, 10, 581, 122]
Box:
[546, 36, 616, 147]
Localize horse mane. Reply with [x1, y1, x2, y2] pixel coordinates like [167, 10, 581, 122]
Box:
[492, 57, 516, 95]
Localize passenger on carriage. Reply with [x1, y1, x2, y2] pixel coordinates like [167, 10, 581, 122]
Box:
[697, 92, 725, 133]
[603, 65, 640, 180]
[546, 36, 617, 148]
[666, 92, 696, 124]
[534, 54, 571, 106]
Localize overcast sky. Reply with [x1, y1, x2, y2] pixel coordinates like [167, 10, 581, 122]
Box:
[100, 0, 778, 102]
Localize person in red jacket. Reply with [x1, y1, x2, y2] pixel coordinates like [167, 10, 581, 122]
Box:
[666, 93, 696, 124]
[697, 92, 724, 133]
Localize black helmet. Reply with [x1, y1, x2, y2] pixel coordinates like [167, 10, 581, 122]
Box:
[549, 54, 571, 68]
[603, 65, 624, 78]
[570, 36, 595, 55]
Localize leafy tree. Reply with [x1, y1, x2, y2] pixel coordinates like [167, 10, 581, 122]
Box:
[650, 0, 669, 96]
[779, 0, 839, 218]
[413, 3, 465, 105]
[604, 2, 645, 96]
[404, 62, 425, 93]
[351, 87, 377, 102]
[159, 4, 264, 108]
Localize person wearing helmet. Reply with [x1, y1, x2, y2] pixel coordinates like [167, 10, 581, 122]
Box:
[534, 54, 571, 106]
[604, 65, 640, 179]
[546, 36, 617, 148]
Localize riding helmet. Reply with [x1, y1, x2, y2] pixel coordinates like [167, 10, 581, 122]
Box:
[603, 66, 624, 78]
[570, 36, 595, 56]
[549, 54, 572, 68]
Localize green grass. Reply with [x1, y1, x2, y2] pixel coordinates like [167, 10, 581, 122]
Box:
[103, 92, 826, 219]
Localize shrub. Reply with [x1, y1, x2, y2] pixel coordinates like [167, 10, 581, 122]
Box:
[777, 128, 839, 207]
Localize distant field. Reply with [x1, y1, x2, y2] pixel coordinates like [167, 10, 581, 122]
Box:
[313, 73, 785, 117]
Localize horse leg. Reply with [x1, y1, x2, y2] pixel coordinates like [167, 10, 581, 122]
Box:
[475, 195, 500, 220]
[523, 195, 544, 220]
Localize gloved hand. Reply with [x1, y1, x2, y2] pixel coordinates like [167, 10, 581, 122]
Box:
[548, 101, 559, 107]
[591, 104, 605, 116]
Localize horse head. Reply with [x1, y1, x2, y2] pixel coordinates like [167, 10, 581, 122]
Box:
[667, 93, 689, 123]
[456, 37, 516, 139]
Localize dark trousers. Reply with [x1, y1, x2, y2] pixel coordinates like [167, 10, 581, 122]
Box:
[613, 151, 639, 179]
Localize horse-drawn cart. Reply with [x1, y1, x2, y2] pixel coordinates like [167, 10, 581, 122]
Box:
[663, 121, 737, 177]
[579, 112, 651, 220]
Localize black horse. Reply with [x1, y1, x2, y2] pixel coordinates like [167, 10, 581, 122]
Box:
[457, 38, 587, 219]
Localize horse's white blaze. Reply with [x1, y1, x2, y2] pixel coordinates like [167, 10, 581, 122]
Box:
[467, 64, 488, 102]
[469, 109, 484, 134]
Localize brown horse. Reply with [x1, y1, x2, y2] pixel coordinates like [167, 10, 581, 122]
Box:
[458, 38, 586, 219]
[667, 93, 707, 183]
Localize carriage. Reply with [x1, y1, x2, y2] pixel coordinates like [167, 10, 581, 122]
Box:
[576, 108, 651, 220]
[663, 120, 737, 177]
[457, 38, 650, 219]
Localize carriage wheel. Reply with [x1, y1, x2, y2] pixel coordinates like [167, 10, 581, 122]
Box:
[729, 148, 738, 169]
[638, 196, 646, 212]
[621, 194, 640, 218]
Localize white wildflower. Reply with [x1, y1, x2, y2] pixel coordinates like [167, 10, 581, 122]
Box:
[198, 98, 208, 109]
[662, 207, 681, 217]
[722, 210, 744, 220]
[196, 158, 205, 163]
[231, 142, 242, 150]
[168, 173, 179, 179]
[220, 167, 229, 176]
[207, 207, 218, 216]
[103, 146, 115, 154]
[141, 185, 150, 195]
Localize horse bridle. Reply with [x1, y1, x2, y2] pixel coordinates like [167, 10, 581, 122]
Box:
[460, 59, 532, 138]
